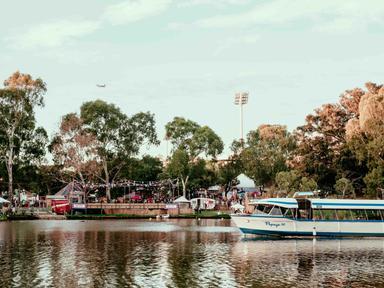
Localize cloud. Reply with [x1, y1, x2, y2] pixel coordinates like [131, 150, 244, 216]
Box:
[195, 0, 384, 31]
[213, 34, 260, 56]
[8, 20, 100, 49]
[177, 0, 249, 8]
[103, 0, 172, 25]
[167, 22, 187, 30]
[314, 18, 357, 34]
[7, 0, 174, 50]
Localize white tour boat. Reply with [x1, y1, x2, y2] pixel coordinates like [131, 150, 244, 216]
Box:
[232, 197, 384, 237]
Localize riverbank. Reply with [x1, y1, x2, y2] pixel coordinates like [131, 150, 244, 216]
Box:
[6, 214, 39, 220]
[66, 211, 231, 220]
[1, 211, 231, 221]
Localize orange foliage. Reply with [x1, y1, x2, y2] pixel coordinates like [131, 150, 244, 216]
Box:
[258, 124, 287, 141]
[359, 83, 384, 135]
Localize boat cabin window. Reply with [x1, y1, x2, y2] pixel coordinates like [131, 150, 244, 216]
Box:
[279, 207, 294, 218]
[312, 209, 322, 220]
[335, 210, 350, 220]
[283, 208, 294, 218]
[350, 209, 368, 220]
[321, 210, 338, 220]
[253, 204, 269, 215]
[269, 206, 283, 216]
[365, 210, 383, 220]
[312, 209, 383, 221]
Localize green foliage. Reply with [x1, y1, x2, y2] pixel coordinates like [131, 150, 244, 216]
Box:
[50, 112, 100, 185]
[0, 71, 47, 198]
[166, 149, 190, 180]
[275, 170, 300, 193]
[1, 75, 384, 201]
[364, 167, 384, 197]
[299, 177, 317, 192]
[294, 102, 352, 192]
[188, 159, 217, 191]
[165, 117, 223, 159]
[81, 100, 159, 158]
[122, 155, 163, 182]
[240, 125, 295, 187]
[165, 117, 223, 196]
[80, 100, 159, 200]
[165, 117, 199, 148]
[275, 171, 317, 194]
[334, 177, 355, 198]
[216, 156, 242, 192]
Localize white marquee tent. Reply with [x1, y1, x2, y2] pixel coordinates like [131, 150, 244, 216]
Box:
[235, 174, 255, 189]
[173, 196, 190, 203]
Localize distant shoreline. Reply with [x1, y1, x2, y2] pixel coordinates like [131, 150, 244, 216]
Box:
[0, 212, 232, 221]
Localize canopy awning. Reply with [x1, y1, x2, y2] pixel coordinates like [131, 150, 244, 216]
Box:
[0, 197, 10, 204]
[235, 174, 255, 188]
[173, 196, 190, 203]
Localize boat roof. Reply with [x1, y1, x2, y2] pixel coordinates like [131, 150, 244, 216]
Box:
[293, 191, 316, 198]
[251, 198, 298, 209]
[250, 198, 384, 210]
[310, 199, 384, 210]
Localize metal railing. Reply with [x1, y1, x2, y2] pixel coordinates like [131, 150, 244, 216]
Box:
[85, 203, 167, 210]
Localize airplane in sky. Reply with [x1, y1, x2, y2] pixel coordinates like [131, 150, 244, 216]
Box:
[96, 84, 106, 88]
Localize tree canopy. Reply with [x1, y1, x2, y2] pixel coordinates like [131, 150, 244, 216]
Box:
[0, 71, 47, 199]
[165, 117, 224, 197]
[1, 72, 384, 201]
[239, 124, 296, 187]
[80, 100, 159, 200]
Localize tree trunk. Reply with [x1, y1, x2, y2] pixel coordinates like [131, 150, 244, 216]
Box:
[103, 160, 111, 201]
[6, 161, 13, 202]
[6, 134, 14, 204]
[181, 176, 189, 198]
[78, 171, 85, 187]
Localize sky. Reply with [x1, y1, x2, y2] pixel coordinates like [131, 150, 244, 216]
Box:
[1, 0, 384, 159]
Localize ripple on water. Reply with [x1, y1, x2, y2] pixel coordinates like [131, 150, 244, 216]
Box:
[1, 221, 384, 288]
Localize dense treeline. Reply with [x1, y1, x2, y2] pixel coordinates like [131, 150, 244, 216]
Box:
[0, 71, 383, 199]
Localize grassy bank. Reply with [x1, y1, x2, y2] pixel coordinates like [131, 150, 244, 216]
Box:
[7, 214, 39, 220]
[66, 214, 157, 220]
[66, 211, 231, 220]
[172, 211, 231, 219]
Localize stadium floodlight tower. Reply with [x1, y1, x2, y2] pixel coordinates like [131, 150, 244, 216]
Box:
[234, 92, 249, 146]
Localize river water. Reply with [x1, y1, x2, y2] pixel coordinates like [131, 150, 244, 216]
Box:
[0, 219, 384, 288]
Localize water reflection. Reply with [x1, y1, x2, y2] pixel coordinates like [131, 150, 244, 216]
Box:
[232, 238, 384, 288]
[0, 220, 384, 287]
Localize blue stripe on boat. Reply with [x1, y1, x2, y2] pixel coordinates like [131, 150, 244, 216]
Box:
[312, 202, 384, 206]
[258, 199, 384, 207]
[232, 214, 384, 222]
[239, 228, 384, 237]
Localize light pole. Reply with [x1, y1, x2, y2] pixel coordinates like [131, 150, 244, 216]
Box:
[234, 92, 249, 145]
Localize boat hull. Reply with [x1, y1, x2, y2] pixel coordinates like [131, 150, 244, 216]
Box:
[232, 215, 384, 237]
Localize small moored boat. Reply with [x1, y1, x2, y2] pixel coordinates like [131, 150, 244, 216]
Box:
[232, 197, 384, 237]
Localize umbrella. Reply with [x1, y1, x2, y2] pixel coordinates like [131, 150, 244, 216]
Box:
[0, 197, 10, 204]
